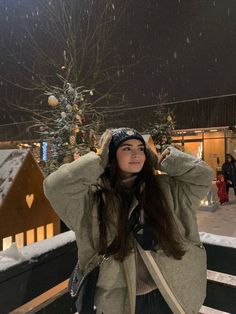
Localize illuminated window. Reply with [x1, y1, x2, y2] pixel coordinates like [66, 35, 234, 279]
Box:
[37, 226, 45, 241]
[46, 223, 54, 239]
[26, 229, 35, 245]
[15, 233, 24, 248]
[3, 236, 12, 250]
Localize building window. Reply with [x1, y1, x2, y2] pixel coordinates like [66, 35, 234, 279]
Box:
[2, 223, 54, 251]
[3, 236, 12, 250]
[26, 229, 35, 245]
[15, 232, 24, 248]
[46, 223, 54, 239]
[37, 226, 45, 241]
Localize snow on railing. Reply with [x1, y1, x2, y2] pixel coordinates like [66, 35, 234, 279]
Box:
[200, 232, 236, 249]
[0, 230, 76, 272]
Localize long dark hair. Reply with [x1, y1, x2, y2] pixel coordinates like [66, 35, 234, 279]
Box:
[98, 150, 186, 261]
[225, 153, 236, 163]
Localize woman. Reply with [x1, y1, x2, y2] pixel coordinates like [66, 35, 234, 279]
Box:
[222, 153, 236, 198]
[44, 128, 213, 314]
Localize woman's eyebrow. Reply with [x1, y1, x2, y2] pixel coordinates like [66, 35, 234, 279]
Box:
[119, 143, 144, 147]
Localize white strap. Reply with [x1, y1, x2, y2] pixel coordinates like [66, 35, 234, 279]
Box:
[137, 244, 185, 314]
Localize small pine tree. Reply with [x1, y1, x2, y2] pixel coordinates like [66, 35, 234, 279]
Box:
[150, 111, 175, 150]
[147, 93, 175, 151]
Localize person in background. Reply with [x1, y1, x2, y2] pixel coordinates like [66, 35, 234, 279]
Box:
[216, 174, 228, 205]
[44, 128, 213, 314]
[222, 153, 236, 199]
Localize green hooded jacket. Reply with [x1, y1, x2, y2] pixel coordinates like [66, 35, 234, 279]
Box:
[44, 146, 213, 314]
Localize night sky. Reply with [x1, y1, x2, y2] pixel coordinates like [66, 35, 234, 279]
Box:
[117, 0, 236, 103]
[1, 0, 236, 131]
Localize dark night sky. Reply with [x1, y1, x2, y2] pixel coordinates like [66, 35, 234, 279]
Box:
[117, 0, 236, 104]
[1, 0, 236, 130]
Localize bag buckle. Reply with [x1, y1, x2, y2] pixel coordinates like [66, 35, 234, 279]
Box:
[99, 254, 109, 266]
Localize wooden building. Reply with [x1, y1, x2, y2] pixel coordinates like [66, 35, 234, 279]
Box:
[172, 127, 234, 179]
[0, 149, 60, 251]
[163, 94, 236, 178]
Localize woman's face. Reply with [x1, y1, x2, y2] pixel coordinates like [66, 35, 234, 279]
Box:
[116, 139, 146, 178]
[226, 155, 232, 162]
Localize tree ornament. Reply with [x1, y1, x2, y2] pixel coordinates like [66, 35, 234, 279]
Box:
[69, 135, 76, 146]
[48, 95, 59, 107]
[39, 126, 47, 131]
[75, 114, 83, 124]
[61, 111, 67, 119]
[167, 114, 173, 122]
[73, 104, 79, 111]
[66, 104, 72, 112]
[72, 126, 80, 133]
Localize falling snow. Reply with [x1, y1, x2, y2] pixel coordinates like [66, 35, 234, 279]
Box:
[0, 0, 236, 114]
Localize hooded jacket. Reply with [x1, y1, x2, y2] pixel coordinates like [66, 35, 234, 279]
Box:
[43, 146, 213, 314]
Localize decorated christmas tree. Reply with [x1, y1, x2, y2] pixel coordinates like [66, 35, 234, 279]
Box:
[34, 76, 102, 175]
[147, 93, 175, 151]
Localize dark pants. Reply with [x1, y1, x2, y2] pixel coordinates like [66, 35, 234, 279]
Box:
[135, 289, 172, 314]
[226, 183, 236, 197]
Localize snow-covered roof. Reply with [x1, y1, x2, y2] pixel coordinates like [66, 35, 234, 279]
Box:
[0, 149, 29, 207]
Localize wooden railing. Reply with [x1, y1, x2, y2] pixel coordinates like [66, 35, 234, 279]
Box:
[0, 233, 235, 314]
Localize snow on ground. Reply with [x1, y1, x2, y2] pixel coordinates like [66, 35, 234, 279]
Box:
[0, 230, 76, 272]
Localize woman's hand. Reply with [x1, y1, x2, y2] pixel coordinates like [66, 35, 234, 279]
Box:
[155, 145, 171, 163]
[98, 129, 113, 168]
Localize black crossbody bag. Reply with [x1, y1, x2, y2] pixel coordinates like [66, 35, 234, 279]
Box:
[68, 239, 117, 314]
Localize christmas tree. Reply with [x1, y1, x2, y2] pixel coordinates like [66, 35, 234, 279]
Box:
[146, 93, 175, 151]
[34, 76, 102, 175]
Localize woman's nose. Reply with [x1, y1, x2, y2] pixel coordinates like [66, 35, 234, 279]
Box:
[131, 149, 139, 156]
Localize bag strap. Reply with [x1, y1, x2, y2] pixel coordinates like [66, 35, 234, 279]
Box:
[137, 244, 185, 314]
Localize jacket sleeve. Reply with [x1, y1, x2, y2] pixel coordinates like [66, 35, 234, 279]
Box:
[158, 146, 213, 207]
[43, 152, 104, 232]
[222, 163, 227, 179]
